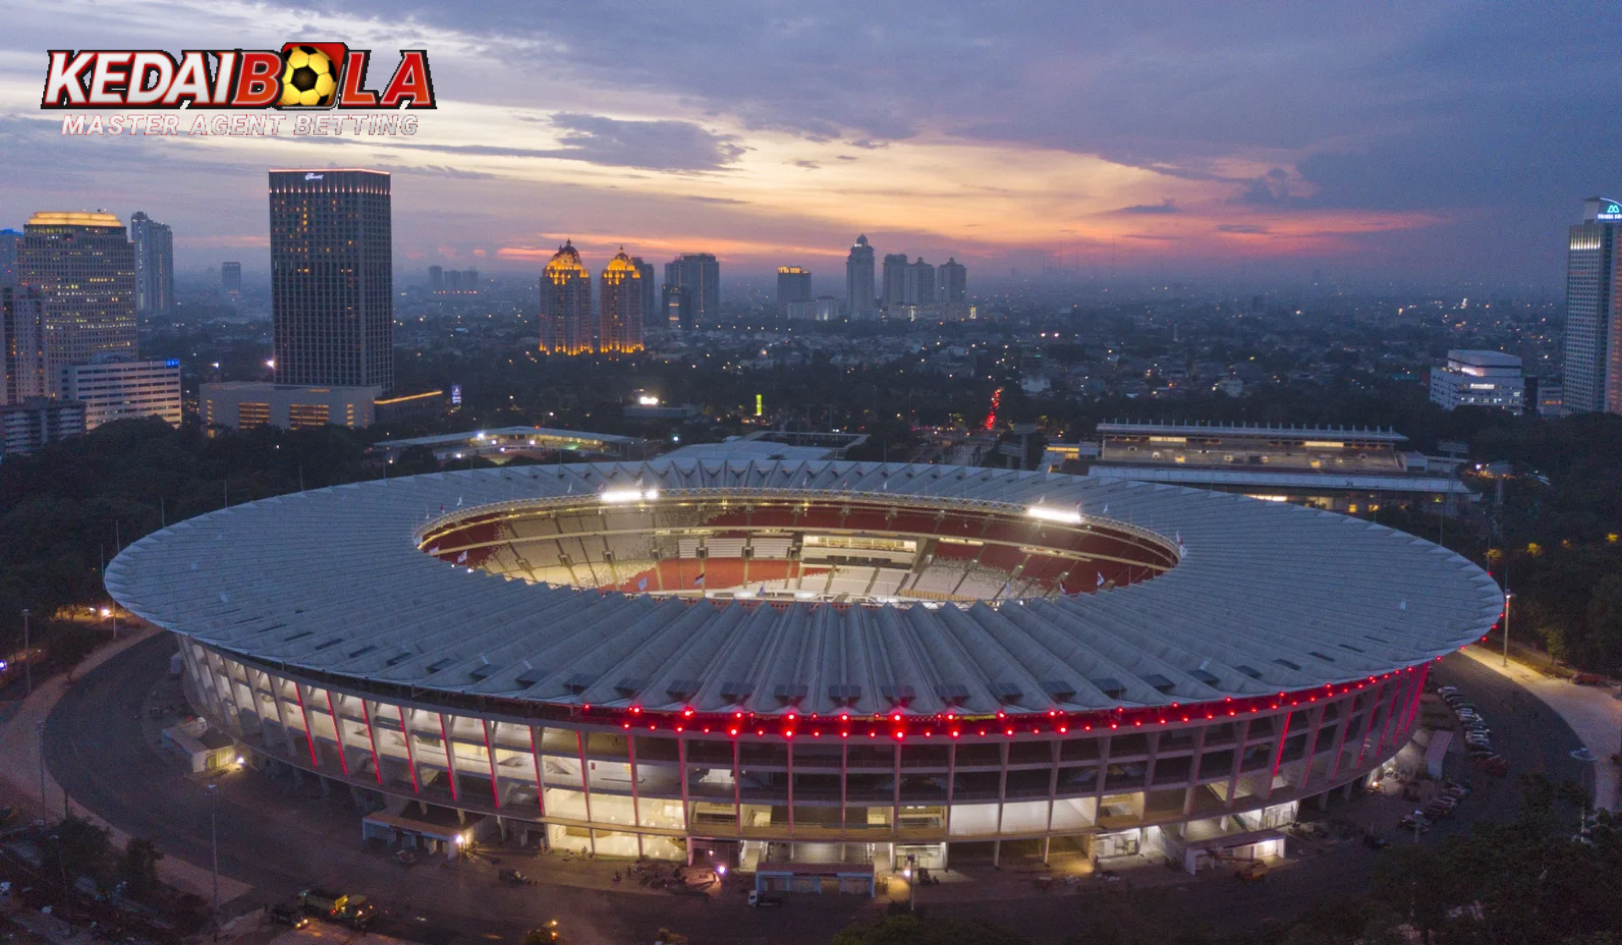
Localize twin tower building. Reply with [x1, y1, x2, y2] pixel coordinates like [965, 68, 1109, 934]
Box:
[538, 243, 718, 356]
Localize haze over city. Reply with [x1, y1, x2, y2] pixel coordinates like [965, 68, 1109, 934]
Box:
[5, 0, 1621, 283]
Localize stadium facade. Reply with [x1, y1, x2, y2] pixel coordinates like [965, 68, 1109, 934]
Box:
[106, 460, 1501, 876]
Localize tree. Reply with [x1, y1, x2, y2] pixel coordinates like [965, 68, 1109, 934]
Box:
[41, 815, 113, 889]
[118, 837, 163, 899]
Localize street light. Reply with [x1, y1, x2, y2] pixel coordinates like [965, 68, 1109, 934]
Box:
[206, 783, 220, 941]
[1502, 592, 1513, 668]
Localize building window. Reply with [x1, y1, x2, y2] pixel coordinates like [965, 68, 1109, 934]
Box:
[290, 404, 331, 429]
[238, 402, 270, 428]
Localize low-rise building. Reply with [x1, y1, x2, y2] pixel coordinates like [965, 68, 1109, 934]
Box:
[201, 382, 379, 432]
[63, 358, 182, 429]
[1429, 350, 1524, 414]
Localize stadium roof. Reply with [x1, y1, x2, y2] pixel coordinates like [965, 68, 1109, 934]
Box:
[1097, 421, 1407, 443]
[106, 460, 1502, 717]
[1085, 465, 1474, 495]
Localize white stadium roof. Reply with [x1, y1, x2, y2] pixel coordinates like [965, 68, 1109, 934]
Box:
[106, 460, 1502, 717]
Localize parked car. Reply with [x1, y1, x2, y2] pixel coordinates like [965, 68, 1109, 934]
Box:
[748, 890, 785, 907]
[268, 904, 309, 929]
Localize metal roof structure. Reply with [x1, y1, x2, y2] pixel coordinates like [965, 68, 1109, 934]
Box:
[1097, 421, 1407, 443]
[1085, 465, 1474, 495]
[106, 460, 1502, 719]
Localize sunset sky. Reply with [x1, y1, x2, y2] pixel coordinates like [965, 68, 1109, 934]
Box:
[4, 0, 1620, 285]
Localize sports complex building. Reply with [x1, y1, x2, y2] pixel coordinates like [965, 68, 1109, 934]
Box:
[106, 460, 1501, 882]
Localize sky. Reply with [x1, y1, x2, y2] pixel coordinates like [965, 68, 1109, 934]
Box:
[3, 0, 1620, 287]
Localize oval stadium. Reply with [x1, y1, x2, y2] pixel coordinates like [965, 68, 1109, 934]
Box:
[105, 459, 1503, 882]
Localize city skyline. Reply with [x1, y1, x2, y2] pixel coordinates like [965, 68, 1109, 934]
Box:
[4, 2, 1620, 286]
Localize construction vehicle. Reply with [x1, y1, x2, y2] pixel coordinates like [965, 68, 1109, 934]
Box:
[298, 887, 376, 928]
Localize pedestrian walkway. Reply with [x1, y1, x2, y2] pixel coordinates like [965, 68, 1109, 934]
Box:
[1462, 645, 1622, 811]
[0, 628, 254, 904]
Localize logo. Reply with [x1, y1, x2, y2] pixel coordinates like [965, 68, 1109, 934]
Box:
[305, 172, 324, 181]
[41, 45, 435, 110]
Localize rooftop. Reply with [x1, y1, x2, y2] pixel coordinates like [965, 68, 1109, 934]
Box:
[1097, 420, 1407, 444]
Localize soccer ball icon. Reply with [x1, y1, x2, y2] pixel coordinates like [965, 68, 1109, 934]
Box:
[280, 45, 337, 108]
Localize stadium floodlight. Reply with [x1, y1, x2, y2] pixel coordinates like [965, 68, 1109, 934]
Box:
[601, 487, 659, 504]
[1027, 505, 1083, 525]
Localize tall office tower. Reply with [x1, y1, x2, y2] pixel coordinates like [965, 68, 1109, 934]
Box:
[221, 261, 242, 298]
[0, 229, 22, 283]
[662, 285, 694, 330]
[937, 257, 967, 304]
[1563, 196, 1622, 414]
[845, 234, 875, 319]
[539, 240, 592, 355]
[428, 265, 444, 293]
[663, 253, 720, 322]
[776, 266, 813, 317]
[630, 257, 656, 325]
[446, 270, 463, 293]
[903, 258, 936, 305]
[129, 211, 174, 319]
[269, 169, 394, 392]
[1, 283, 47, 405]
[599, 249, 645, 355]
[881, 253, 909, 310]
[19, 211, 137, 395]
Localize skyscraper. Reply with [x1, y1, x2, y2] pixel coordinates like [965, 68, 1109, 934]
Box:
[1563, 196, 1622, 414]
[1, 283, 47, 405]
[428, 265, 444, 293]
[599, 249, 645, 355]
[19, 211, 137, 395]
[662, 285, 694, 331]
[881, 253, 909, 311]
[776, 266, 812, 317]
[631, 256, 656, 326]
[904, 258, 936, 306]
[664, 253, 720, 323]
[0, 229, 22, 284]
[845, 235, 875, 319]
[221, 261, 242, 298]
[269, 169, 394, 392]
[539, 240, 591, 355]
[937, 257, 967, 305]
[129, 211, 174, 319]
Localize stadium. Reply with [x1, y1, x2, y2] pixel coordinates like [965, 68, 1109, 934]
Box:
[105, 459, 1502, 884]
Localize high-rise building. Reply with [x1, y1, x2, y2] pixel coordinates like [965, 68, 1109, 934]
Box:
[599, 249, 645, 356]
[937, 257, 967, 304]
[630, 257, 656, 327]
[428, 265, 444, 293]
[881, 253, 909, 310]
[0, 398, 85, 461]
[1, 283, 47, 405]
[129, 211, 174, 319]
[19, 211, 137, 395]
[1563, 196, 1622, 414]
[0, 229, 22, 284]
[269, 169, 394, 392]
[539, 240, 591, 355]
[63, 357, 183, 429]
[814, 296, 840, 322]
[776, 266, 812, 317]
[662, 285, 694, 331]
[904, 258, 936, 306]
[845, 235, 875, 319]
[221, 261, 242, 298]
[663, 253, 720, 323]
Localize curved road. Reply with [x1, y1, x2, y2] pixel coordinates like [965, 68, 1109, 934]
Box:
[42, 634, 1595, 944]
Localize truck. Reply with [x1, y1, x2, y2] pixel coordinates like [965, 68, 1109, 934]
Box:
[747, 890, 785, 908]
[298, 887, 376, 928]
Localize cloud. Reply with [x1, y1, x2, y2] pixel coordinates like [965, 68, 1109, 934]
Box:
[791, 159, 820, 169]
[1112, 199, 1180, 215]
[382, 114, 746, 172]
[1217, 223, 1271, 234]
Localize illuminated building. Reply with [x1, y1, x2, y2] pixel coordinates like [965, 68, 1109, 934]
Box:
[18, 211, 137, 395]
[845, 235, 876, 319]
[269, 169, 394, 392]
[1, 283, 47, 405]
[776, 266, 812, 318]
[662, 285, 694, 331]
[663, 253, 720, 322]
[129, 211, 174, 319]
[200, 381, 378, 431]
[1429, 350, 1524, 414]
[599, 249, 646, 355]
[63, 357, 182, 429]
[539, 241, 592, 355]
[1562, 196, 1622, 414]
[0, 229, 20, 283]
[110, 460, 1498, 879]
[1087, 421, 1471, 516]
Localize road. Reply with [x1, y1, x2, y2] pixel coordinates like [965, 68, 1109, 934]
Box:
[37, 634, 1596, 944]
